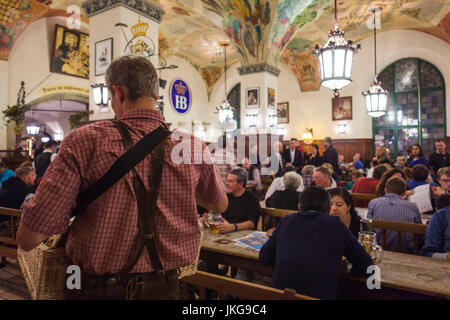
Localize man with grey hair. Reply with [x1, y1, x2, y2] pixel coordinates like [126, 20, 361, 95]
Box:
[18, 55, 228, 300]
[208, 167, 261, 233]
[301, 165, 315, 188]
[322, 137, 341, 180]
[266, 171, 302, 210]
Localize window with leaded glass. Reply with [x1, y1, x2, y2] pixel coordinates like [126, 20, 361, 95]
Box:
[372, 58, 446, 159]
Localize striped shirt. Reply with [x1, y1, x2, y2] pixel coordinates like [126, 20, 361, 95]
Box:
[367, 193, 422, 253]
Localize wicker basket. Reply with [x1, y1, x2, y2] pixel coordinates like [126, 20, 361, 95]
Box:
[17, 235, 69, 300]
[18, 232, 203, 299]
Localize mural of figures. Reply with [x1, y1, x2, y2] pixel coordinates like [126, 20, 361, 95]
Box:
[51, 25, 89, 79]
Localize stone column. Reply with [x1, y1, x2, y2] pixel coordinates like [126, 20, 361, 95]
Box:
[82, 0, 164, 120]
[238, 63, 280, 135]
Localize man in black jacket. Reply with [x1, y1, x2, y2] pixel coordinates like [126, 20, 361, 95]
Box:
[0, 165, 36, 221]
[283, 138, 304, 172]
[322, 137, 341, 180]
[33, 140, 57, 180]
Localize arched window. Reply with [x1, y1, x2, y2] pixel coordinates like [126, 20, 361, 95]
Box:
[227, 83, 241, 130]
[373, 58, 446, 158]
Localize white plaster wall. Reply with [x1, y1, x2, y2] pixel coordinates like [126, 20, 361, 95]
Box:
[4, 16, 90, 148]
[276, 29, 450, 140]
[161, 56, 223, 143]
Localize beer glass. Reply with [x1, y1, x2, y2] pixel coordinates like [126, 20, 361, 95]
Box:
[358, 231, 383, 264]
[207, 213, 223, 234]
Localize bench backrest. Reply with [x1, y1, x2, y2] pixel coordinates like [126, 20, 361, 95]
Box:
[0, 207, 22, 259]
[364, 218, 427, 254]
[181, 271, 317, 300]
[261, 207, 297, 231]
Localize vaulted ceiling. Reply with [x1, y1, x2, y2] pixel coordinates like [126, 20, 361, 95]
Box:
[1, 0, 449, 94]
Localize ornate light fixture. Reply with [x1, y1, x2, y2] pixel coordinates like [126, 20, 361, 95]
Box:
[338, 123, 347, 134]
[268, 114, 278, 128]
[91, 83, 109, 106]
[362, 9, 388, 118]
[314, 0, 360, 96]
[215, 41, 236, 132]
[247, 114, 257, 128]
[302, 128, 314, 144]
[26, 111, 40, 135]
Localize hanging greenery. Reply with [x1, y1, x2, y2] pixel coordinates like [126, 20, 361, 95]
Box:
[69, 110, 92, 129]
[3, 103, 31, 125]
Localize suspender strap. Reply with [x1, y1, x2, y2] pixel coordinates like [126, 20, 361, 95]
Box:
[112, 120, 167, 279]
[72, 121, 170, 216]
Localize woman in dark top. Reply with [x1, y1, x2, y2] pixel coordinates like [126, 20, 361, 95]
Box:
[328, 188, 361, 237]
[265, 171, 302, 210]
[305, 144, 323, 167]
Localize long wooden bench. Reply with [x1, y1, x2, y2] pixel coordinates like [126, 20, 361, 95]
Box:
[260, 207, 297, 231]
[0, 207, 21, 267]
[352, 193, 377, 208]
[363, 218, 427, 254]
[180, 271, 317, 300]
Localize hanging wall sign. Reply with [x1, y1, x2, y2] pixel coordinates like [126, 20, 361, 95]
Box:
[170, 79, 192, 115]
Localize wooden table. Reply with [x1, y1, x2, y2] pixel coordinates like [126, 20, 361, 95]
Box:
[201, 230, 450, 300]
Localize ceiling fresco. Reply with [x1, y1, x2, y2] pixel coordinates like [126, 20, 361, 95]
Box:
[0, 0, 449, 95]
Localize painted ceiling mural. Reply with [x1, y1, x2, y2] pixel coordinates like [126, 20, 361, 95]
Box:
[0, 0, 449, 95]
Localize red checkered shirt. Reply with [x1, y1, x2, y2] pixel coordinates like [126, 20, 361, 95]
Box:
[21, 109, 225, 275]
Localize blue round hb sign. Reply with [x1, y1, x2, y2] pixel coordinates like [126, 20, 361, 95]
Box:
[170, 79, 191, 115]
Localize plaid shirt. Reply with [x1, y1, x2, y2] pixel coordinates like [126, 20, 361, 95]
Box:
[21, 109, 225, 275]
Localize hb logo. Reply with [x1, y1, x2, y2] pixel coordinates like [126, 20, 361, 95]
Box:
[170, 79, 191, 114]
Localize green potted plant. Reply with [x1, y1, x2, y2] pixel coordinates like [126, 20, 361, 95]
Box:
[3, 103, 32, 144]
[69, 110, 93, 129]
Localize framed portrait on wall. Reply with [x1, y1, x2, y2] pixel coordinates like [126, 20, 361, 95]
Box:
[268, 87, 275, 109]
[95, 38, 113, 76]
[50, 25, 89, 79]
[246, 87, 259, 108]
[332, 96, 352, 121]
[277, 102, 289, 123]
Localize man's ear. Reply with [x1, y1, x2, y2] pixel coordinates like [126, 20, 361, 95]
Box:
[112, 85, 126, 103]
[298, 203, 301, 211]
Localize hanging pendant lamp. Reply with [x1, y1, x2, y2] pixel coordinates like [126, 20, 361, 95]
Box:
[362, 9, 388, 118]
[314, 0, 360, 96]
[215, 41, 236, 132]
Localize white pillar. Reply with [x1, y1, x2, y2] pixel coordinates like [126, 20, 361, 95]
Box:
[237, 63, 279, 135]
[82, 0, 164, 120]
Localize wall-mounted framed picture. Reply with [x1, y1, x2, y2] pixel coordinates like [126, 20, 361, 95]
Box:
[50, 24, 89, 79]
[246, 87, 259, 109]
[277, 102, 289, 124]
[332, 96, 352, 121]
[95, 38, 113, 76]
[268, 87, 275, 109]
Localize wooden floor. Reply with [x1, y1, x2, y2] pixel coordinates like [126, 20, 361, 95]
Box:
[0, 259, 30, 300]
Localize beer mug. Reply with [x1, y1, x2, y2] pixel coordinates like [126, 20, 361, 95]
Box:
[207, 213, 223, 234]
[358, 231, 383, 264]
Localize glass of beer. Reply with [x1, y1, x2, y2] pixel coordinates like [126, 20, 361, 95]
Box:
[358, 231, 383, 264]
[207, 213, 223, 234]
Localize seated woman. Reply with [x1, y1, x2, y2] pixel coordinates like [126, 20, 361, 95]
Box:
[407, 164, 431, 190]
[305, 144, 323, 167]
[329, 188, 361, 237]
[266, 171, 302, 211]
[347, 170, 363, 191]
[407, 144, 429, 168]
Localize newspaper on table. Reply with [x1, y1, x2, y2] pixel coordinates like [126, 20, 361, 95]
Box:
[408, 184, 433, 213]
[233, 231, 269, 251]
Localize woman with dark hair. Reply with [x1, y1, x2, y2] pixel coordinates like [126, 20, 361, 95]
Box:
[305, 144, 323, 167]
[407, 144, 428, 168]
[375, 167, 407, 197]
[329, 188, 361, 237]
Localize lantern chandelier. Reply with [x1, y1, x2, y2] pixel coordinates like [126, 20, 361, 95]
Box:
[215, 41, 236, 132]
[314, 0, 360, 97]
[362, 9, 388, 118]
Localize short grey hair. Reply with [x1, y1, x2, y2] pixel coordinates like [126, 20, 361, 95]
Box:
[229, 167, 248, 187]
[324, 137, 333, 144]
[283, 171, 303, 191]
[301, 165, 315, 176]
[106, 55, 158, 100]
